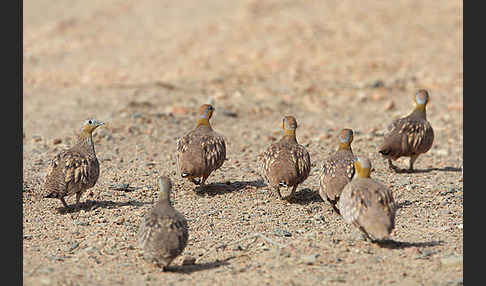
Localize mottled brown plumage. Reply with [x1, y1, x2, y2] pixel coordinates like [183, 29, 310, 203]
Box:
[338, 157, 396, 241]
[138, 176, 188, 270]
[379, 89, 434, 172]
[259, 116, 311, 200]
[43, 119, 104, 208]
[176, 104, 226, 187]
[319, 129, 356, 214]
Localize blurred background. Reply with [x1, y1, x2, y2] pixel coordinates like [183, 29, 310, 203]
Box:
[23, 0, 462, 153]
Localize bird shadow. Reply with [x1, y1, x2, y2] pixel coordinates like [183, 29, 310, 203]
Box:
[396, 199, 418, 209]
[287, 188, 324, 205]
[374, 239, 444, 249]
[57, 199, 152, 214]
[194, 180, 266, 197]
[394, 166, 461, 174]
[164, 258, 232, 274]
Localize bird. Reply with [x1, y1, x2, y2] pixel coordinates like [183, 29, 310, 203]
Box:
[43, 119, 104, 209]
[319, 128, 356, 214]
[378, 89, 434, 173]
[259, 116, 311, 200]
[138, 176, 189, 270]
[176, 104, 226, 188]
[337, 156, 396, 242]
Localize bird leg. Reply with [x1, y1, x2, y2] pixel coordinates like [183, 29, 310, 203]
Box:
[408, 154, 419, 172]
[200, 174, 209, 187]
[388, 158, 410, 174]
[358, 226, 373, 241]
[59, 197, 68, 208]
[274, 187, 283, 199]
[190, 177, 201, 185]
[387, 159, 399, 172]
[327, 198, 341, 215]
[75, 192, 83, 206]
[287, 185, 297, 200]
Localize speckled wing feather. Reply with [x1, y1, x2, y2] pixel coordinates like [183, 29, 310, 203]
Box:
[319, 150, 355, 202]
[43, 148, 99, 199]
[338, 178, 396, 240]
[260, 141, 310, 187]
[176, 128, 226, 177]
[293, 144, 311, 185]
[138, 205, 189, 267]
[381, 117, 434, 159]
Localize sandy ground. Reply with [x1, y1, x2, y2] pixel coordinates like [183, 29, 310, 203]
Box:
[23, 0, 463, 285]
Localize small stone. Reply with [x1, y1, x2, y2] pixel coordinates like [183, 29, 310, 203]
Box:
[274, 229, 292, 237]
[52, 138, 62, 145]
[73, 220, 89, 226]
[67, 241, 80, 252]
[182, 256, 196, 265]
[115, 217, 125, 225]
[300, 254, 319, 265]
[384, 101, 395, 111]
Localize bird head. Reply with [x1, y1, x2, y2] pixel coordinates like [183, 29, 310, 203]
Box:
[282, 115, 297, 136]
[414, 89, 430, 112]
[338, 128, 354, 150]
[197, 104, 215, 127]
[80, 119, 104, 136]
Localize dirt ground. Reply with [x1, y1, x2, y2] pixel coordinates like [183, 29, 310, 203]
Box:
[23, 0, 463, 285]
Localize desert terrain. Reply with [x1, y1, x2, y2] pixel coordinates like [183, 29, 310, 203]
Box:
[23, 0, 463, 285]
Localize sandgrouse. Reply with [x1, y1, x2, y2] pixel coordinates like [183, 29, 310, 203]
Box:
[378, 89, 434, 173]
[138, 176, 189, 270]
[259, 116, 311, 200]
[338, 156, 396, 242]
[43, 119, 104, 209]
[319, 128, 356, 214]
[176, 104, 226, 188]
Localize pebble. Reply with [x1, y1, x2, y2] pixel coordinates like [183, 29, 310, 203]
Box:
[67, 241, 80, 252]
[114, 217, 125, 225]
[73, 220, 89, 226]
[300, 254, 319, 265]
[274, 229, 292, 237]
[384, 101, 395, 111]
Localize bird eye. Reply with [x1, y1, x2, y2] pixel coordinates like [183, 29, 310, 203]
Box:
[88, 120, 92, 124]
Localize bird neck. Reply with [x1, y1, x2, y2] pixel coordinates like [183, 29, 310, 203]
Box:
[196, 118, 212, 129]
[76, 131, 96, 153]
[158, 196, 171, 206]
[281, 130, 297, 143]
[409, 104, 427, 120]
[338, 143, 352, 151]
[357, 169, 371, 179]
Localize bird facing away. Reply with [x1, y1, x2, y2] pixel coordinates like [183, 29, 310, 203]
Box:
[259, 116, 311, 200]
[43, 119, 104, 209]
[319, 128, 356, 214]
[176, 104, 227, 188]
[378, 89, 434, 173]
[338, 156, 396, 242]
[138, 176, 189, 270]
